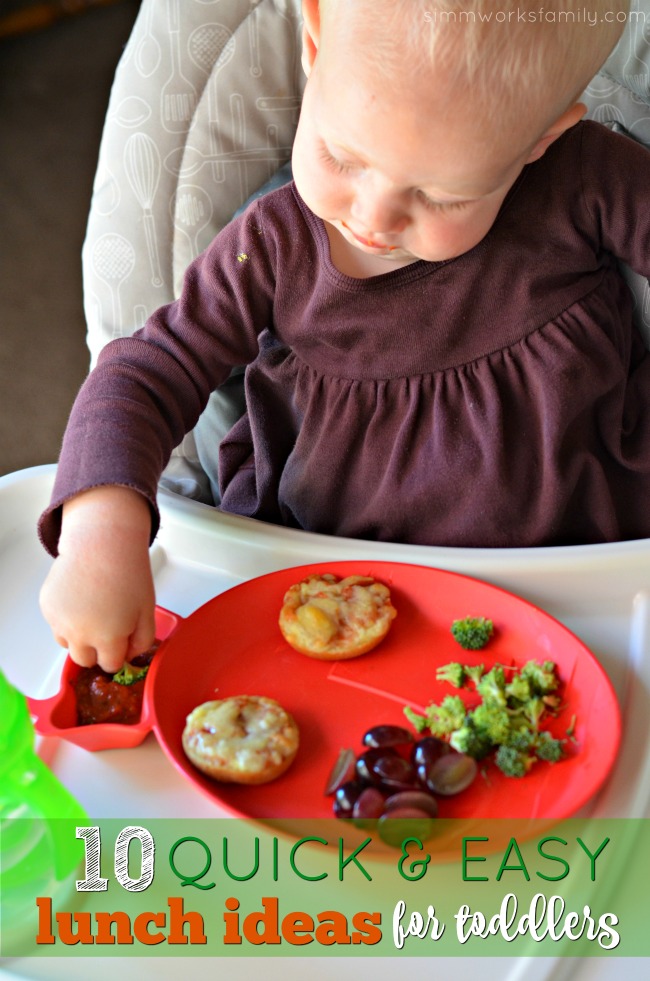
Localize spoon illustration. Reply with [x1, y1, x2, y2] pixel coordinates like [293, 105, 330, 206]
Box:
[164, 143, 292, 178]
[248, 0, 262, 78]
[187, 22, 236, 183]
[173, 185, 214, 259]
[134, 0, 161, 79]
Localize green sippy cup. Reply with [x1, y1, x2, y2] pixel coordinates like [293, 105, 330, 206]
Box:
[0, 669, 88, 951]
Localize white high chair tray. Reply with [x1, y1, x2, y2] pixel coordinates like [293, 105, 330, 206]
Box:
[1, 464, 649, 981]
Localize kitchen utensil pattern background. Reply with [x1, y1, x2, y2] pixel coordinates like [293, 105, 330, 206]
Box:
[83, 0, 303, 366]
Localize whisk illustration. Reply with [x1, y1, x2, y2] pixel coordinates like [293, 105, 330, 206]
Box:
[589, 104, 626, 127]
[124, 132, 163, 288]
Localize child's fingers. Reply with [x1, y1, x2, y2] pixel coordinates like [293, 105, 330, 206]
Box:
[59, 626, 154, 674]
[92, 609, 156, 673]
[93, 637, 131, 676]
[125, 614, 157, 663]
[53, 628, 99, 668]
[66, 642, 103, 669]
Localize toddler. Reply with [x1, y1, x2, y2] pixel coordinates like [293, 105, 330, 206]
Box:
[39, 0, 649, 671]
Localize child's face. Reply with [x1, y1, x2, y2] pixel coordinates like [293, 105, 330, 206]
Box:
[292, 34, 555, 268]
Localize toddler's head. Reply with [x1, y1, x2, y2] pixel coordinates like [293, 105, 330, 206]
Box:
[292, 0, 628, 268]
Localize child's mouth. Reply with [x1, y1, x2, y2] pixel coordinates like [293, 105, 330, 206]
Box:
[342, 222, 397, 251]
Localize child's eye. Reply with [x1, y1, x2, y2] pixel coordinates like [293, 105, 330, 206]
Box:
[416, 190, 470, 212]
[318, 144, 356, 174]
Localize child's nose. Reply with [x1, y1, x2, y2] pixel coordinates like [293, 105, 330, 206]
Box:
[349, 178, 408, 235]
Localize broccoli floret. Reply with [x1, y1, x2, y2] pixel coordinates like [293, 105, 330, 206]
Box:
[451, 617, 494, 651]
[534, 730, 565, 763]
[425, 694, 467, 737]
[402, 650, 567, 780]
[522, 696, 547, 730]
[435, 662, 467, 688]
[475, 665, 507, 706]
[112, 662, 149, 686]
[471, 701, 512, 745]
[520, 660, 559, 695]
[449, 718, 494, 759]
[403, 706, 428, 733]
[505, 673, 533, 704]
[495, 744, 536, 778]
[464, 664, 485, 687]
[504, 726, 536, 752]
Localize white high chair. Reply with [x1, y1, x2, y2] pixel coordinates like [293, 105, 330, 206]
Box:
[0, 5, 649, 979]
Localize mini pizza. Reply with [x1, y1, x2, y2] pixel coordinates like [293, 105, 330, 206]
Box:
[182, 695, 299, 785]
[279, 573, 397, 660]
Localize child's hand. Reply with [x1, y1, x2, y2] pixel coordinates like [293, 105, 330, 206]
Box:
[39, 486, 155, 674]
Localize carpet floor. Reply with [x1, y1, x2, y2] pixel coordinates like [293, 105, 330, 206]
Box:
[0, 0, 141, 477]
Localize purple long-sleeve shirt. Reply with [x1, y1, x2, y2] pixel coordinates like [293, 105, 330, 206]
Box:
[40, 121, 650, 551]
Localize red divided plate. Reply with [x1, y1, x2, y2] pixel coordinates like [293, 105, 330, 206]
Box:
[150, 561, 621, 821]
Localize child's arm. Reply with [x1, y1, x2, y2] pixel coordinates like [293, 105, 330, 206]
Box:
[579, 121, 650, 277]
[38, 192, 285, 667]
[39, 486, 156, 673]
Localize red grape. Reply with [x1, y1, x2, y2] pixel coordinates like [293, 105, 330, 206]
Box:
[411, 735, 450, 768]
[383, 790, 439, 818]
[420, 752, 478, 796]
[333, 781, 364, 818]
[324, 747, 357, 795]
[356, 747, 416, 791]
[362, 724, 414, 749]
[377, 809, 436, 847]
[352, 787, 387, 821]
[329, 720, 478, 831]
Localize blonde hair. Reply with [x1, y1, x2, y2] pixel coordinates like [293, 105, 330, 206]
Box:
[320, 0, 628, 132]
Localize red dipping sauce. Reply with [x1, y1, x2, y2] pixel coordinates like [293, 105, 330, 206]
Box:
[73, 647, 158, 726]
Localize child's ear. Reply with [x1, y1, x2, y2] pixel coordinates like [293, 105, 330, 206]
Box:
[526, 102, 587, 163]
[301, 0, 321, 76]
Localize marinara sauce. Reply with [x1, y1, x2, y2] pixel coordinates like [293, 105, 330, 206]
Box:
[73, 646, 158, 726]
